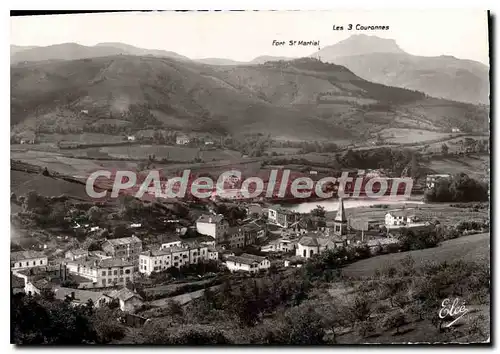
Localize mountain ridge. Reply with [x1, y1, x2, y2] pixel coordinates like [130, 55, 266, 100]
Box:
[311, 35, 489, 104]
[11, 54, 489, 141]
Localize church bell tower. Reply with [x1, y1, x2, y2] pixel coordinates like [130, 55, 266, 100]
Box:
[333, 198, 347, 236]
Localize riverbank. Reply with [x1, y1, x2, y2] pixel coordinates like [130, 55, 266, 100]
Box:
[280, 195, 425, 214]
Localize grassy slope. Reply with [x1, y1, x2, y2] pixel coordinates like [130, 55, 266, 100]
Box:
[342, 232, 490, 278]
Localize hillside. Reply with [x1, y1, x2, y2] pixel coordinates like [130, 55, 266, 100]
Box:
[10, 42, 189, 64]
[343, 232, 490, 277]
[11, 55, 489, 140]
[312, 35, 490, 105]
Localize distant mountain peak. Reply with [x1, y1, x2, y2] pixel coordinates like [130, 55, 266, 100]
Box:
[313, 34, 406, 59]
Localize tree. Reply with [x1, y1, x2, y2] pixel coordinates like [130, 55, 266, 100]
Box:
[11, 294, 97, 344]
[441, 143, 449, 155]
[92, 307, 126, 343]
[383, 311, 407, 335]
[266, 305, 326, 344]
[350, 296, 371, 324]
[112, 225, 129, 239]
[357, 319, 376, 338]
[311, 205, 326, 218]
[87, 206, 102, 223]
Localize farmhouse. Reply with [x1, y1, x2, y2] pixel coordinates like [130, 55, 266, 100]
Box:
[106, 287, 144, 312]
[385, 210, 418, 227]
[426, 174, 451, 189]
[11, 250, 48, 271]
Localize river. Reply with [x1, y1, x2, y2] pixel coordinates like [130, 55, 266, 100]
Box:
[279, 196, 425, 214]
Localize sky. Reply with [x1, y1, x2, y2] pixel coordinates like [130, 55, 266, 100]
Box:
[10, 10, 490, 65]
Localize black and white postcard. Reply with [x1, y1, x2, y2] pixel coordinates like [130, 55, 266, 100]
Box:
[10, 9, 491, 345]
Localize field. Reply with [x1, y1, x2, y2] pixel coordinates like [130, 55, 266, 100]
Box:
[380, 128, 454, 144]
[11, 150, 138, 178]
[426, 155, 489, 180]
[10, 169, 109, 201]
[342, 232, 490, 278]
[325, 202, 489, 227]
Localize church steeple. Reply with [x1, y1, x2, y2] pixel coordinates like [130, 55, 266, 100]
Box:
[335, 198, 347, 222]
[333, 198, 347, 236]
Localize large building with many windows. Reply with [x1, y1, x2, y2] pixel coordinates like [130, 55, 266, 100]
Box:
[139, 244, 218, 276]
[65, 257, 135, 288]
[10, 251, 48, 271]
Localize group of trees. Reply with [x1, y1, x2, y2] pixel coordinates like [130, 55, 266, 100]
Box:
[11, 292, 126, 344]
[213, 204, 247, 226]
[397, 227, 440, 251]
[425, 173, 489, 202]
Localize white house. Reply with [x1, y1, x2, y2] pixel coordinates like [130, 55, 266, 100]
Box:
[385, 210, 418, 227]
[196, 214, 228, 239]
[139, 244, 215, 276]
[11, 251, 48, 271]
[65, 257, 135, 288]
[225, 253, 270, 273]
[426, 174, 451, 189]
[176, 135, 190, 145]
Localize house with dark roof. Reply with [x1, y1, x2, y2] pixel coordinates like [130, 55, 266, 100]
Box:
[384, 209, 418, 227]
[106, 287, 143, 312]
[54, 287, 112, 308]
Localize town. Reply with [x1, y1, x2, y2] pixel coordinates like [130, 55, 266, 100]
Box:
[10, 11, 490, 345]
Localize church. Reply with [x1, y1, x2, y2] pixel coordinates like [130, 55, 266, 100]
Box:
[295, 198, 349, 259]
